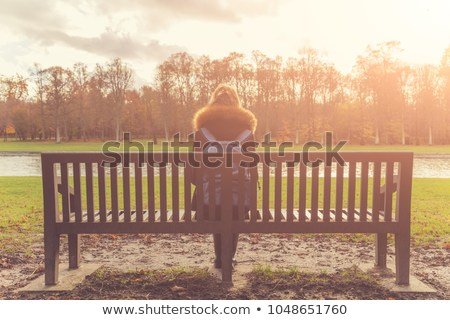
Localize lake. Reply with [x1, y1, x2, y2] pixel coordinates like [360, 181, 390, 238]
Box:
[0, 152, 449, 178]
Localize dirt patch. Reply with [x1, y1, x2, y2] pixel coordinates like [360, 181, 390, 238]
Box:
[11, 267, 231, 300]
[1, 234, 449, 299]
[244, 265, 399, 300]
[5, 266, 398, 300]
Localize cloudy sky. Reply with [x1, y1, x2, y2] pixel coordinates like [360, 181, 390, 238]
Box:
[1, 0, 450, 87]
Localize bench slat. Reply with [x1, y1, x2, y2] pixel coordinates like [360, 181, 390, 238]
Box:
[262, 162, 270, 222]
[286, 164, 294, 222]
[183, 165, 191, 222]
[160, 165, 167, 222]
[111, 166, 119, 222]
[135, 163, 143, 222]
[60, 163, 70, 223]
[73, 163, 82, 223]
[360, 161, 369, 222]
[123, 165, 131, 223]
[384, 162, 394, 222]
[335, 163, 344, 222]
[372, 162, 381, 222]
[172, 163, 179, 222]
[298, 161, 307, 223]
[347, 162, 356, 222]
[147, 165, 155, 222]
[250, 167, 258, 222]
[86, 162, 94, 223]
[98, 164, 107, 223]
[323, 163, 331, 222]
[274, 161, 282, 222]
[195, 167, 204, 222]
[311, 165, 319, 222]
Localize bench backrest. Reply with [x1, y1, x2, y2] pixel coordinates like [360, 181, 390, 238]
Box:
[41, 152, 413, 226]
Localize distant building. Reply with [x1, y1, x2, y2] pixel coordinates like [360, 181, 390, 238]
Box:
[1, 122, 16, 140]
[5, 123, 16, 135]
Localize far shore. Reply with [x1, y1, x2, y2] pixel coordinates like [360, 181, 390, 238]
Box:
[1, 140, 450, 154]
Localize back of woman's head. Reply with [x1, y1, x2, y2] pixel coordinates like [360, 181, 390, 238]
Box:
[208, 84, 241, 108]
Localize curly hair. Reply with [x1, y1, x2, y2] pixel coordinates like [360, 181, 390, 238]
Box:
[207, 84, 241, 108]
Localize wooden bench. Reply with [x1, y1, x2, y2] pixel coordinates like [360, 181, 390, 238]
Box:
[41, 151, 413, 285]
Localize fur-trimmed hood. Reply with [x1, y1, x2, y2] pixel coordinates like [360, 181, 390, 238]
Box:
[193, 105, 257, 133]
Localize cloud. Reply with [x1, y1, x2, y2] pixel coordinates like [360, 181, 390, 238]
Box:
[0, 0, 187, 61]
[0, 0, 287, 67]
[21, 27, 184, 61]
[90, 0, 284, 24]
[0, 0, 67, 29]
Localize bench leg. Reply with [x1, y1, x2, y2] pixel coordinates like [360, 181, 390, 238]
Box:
[44, 231, 60, 285]
[375, 233, 387, 268]
[221, 232, 233, 283]
[395, 232, 410, 285]
[68, 234, 80, 269]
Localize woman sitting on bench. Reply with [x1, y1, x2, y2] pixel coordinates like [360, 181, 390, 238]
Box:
[191, 84, 257, 268]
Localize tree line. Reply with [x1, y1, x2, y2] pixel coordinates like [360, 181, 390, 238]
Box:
[1, 41, 450, 145]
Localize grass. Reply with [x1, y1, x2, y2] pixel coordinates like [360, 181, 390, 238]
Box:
[0, 176, 42, 255]
[1, 140, 450, 154]
[0, 176, 449, 254]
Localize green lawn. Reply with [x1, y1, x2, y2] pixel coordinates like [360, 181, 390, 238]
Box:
[0, 176, 448, 254]
[1, 140, 450, 154]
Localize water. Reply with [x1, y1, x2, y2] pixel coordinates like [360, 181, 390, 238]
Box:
[0, 152, 449, 178]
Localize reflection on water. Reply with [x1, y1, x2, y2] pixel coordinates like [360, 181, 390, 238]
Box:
[0, 152, 449, 178]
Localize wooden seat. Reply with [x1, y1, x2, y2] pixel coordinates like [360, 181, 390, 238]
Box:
[42, 151, 413, 285]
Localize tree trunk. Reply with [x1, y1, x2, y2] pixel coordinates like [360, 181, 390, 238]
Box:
[56, 126, 61, 143]
[401, 123, 406, 145]
[115, 118, 120, 141]
[163, 121, 169, 142]
[63, 118, 69, 141]
[428, 126, 433, 145]
[40, 102, 46, 140]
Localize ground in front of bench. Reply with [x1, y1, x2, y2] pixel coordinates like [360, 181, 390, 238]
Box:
[7, 234, 446, 299]
[18, 264, 101, 292]
[17, 261, 435, 295]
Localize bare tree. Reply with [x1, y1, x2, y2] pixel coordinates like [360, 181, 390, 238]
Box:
[155, 61, 174, 141]
[141, 85, 160, 143]
[44, 66, 73, 143]
[101, 58, 134, 140]
[31, 64, 48, 140]
[411, 65, 439, 145]
[72, 62, 90, 140]
[353, 42, 405, 144]
[297, 47, 325, 140]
